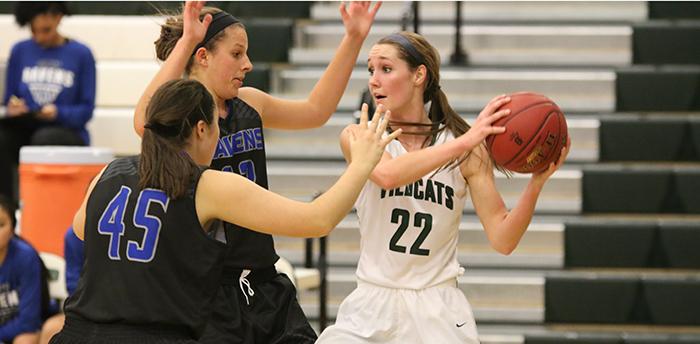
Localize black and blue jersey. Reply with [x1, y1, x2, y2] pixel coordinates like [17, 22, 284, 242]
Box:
[63, 156, 226, 339]
[210, 98, 279, 270]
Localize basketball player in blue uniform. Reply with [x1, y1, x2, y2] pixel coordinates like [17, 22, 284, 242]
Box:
[50, 79, 398, 343]
[133, 2, 381, 342]
[316, 32, 571, 343]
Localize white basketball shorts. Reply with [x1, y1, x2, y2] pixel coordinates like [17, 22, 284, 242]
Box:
[316, 279, 479, 344]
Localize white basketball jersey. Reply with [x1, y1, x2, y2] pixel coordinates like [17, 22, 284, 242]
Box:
[355, 130, 468, 289]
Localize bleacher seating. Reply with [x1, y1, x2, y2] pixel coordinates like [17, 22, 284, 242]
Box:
[633, 21, 700, 65]
[565, 221, 700, 269]
[565, 222, 657, 268]
[582, 166, 700, 213]
[599, 115, 698, 161]
[2, 1, 700, 343]
[616, 66, 700, 111]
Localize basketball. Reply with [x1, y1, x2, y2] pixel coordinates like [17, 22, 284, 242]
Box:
[485, 92, 568, 173]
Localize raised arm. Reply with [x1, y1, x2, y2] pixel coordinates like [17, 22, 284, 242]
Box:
[133, 1, 211, 137]
[198, 107, 400, 237]
[465, 137, 571, 255]
[340, 96, 510, 189]
[245, 1, 381, 129]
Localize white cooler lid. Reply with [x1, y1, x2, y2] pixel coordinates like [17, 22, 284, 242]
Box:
[20, 146, 115, 164]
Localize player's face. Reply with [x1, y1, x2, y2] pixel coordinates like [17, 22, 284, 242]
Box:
[206, 26, 253, 101]
[0, 207, 13, 252]
[367, 44, 417, 114]
[30, 13, 63, 48]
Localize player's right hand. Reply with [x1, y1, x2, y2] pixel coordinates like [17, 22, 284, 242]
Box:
[348, 103, 401, 171]
[460, 94, 510, 150]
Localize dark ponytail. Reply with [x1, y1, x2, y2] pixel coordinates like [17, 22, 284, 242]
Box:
[139, 79, 215, 199]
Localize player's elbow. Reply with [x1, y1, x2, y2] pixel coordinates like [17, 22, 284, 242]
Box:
[490, 241, 516, 256]
[309, 115, 330, 129]
[304, 106, 333, 129]
[372, 169, 403, 190]
[306, 218, 335, 238]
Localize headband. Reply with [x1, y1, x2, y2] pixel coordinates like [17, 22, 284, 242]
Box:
[193, 11, 240, 55]
[385, 33, 424, 65]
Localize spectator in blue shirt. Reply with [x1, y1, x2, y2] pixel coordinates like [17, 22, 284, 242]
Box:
[0, 195, 43, 344]
[0, 1, 96, 203]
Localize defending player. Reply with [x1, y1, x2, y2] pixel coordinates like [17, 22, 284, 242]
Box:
[133, 2, 380, 342]
[50, 79, 398, 343]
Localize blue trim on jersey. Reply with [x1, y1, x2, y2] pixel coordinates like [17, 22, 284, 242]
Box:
[213, 127, 264, 159]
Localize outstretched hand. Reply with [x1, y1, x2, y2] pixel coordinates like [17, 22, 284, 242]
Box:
[340, 1, 381, 39]
[183, 1, 213, 45]
[348, 103, 401, 170]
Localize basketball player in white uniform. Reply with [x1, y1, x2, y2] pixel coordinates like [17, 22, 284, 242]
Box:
[316, 32, 570, 344]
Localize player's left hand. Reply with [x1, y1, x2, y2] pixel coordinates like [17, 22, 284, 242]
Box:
[340, 1, 381, 39]
[532, 136, 571, 184]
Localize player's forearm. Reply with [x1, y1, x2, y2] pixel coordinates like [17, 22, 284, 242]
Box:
[311, 159, 373, 235]
[134, 38, 197, 136]
[372, 139, 468, 189]
[491, 181, 544, 254]
[305, 34, 365, 127]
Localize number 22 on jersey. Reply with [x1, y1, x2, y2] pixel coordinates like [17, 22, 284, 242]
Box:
[389, 208, 433, 256]
[97, 186, 169, 263]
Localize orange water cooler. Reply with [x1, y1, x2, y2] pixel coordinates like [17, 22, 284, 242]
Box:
[19, 146, 114, 256]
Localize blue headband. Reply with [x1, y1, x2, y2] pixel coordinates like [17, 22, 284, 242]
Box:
[385, 33, 424, 65]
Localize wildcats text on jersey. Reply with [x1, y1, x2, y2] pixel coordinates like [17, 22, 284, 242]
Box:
[380, 178, 455, 210]
[213, 127, 264, 159]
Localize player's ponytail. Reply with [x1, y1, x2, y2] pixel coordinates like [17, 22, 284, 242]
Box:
[140, 79, 215, 199]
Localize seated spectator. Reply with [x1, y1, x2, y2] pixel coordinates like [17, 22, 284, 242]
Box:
[39, 228, 83, 344]
[0, 1, 96, 202]
[0, 195, 43, 344]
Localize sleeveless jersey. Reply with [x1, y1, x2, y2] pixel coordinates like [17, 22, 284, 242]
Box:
[63, 156, 226, 338]
[355, 130, 468, 289]
[210, 98, 278, 270]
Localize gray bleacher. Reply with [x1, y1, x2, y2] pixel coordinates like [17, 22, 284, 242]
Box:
[3, 1, 700, 343]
